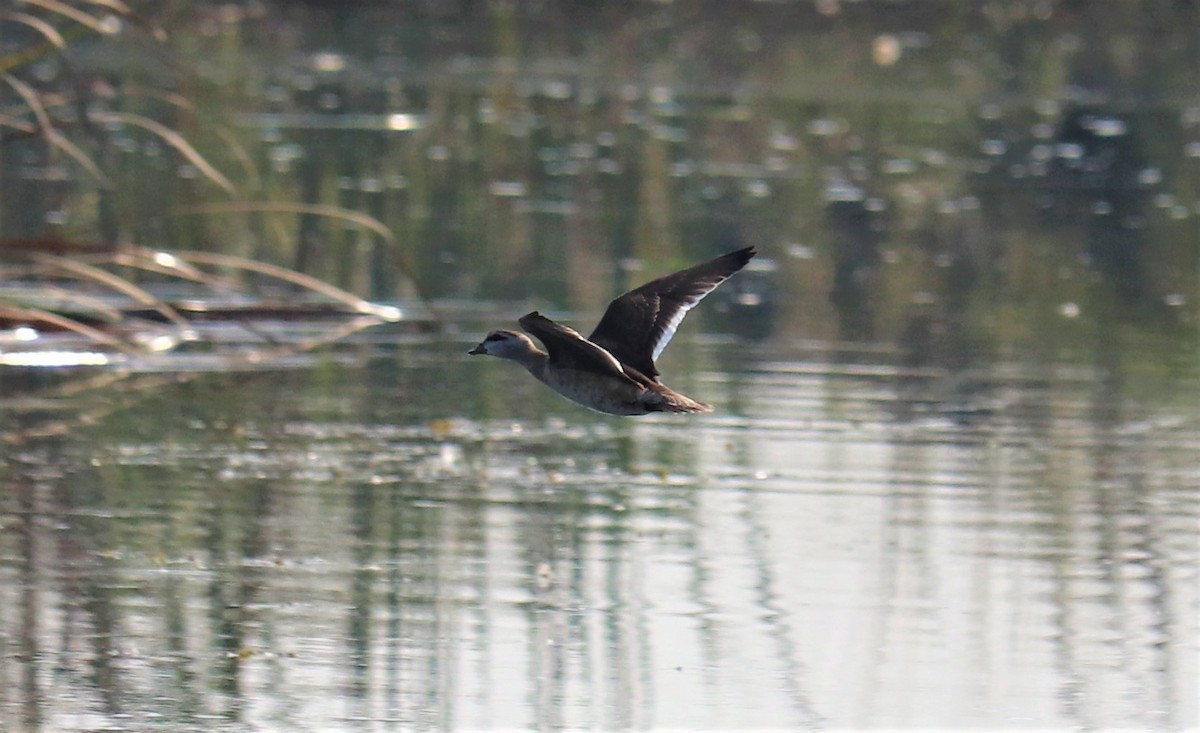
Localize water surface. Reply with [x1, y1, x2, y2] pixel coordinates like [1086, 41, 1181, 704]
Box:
[2, 324, 1196, 730]
[2, 2, 1199, 730]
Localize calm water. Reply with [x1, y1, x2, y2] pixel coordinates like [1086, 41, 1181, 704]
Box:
[1, 322, 1197, 730]
[3, 1, 1200, 730]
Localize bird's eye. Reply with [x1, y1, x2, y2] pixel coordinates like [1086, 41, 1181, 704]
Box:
[485, 333, 504, 342]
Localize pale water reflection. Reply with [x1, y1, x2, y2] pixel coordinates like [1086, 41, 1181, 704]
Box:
[1, 330, 1196, 731]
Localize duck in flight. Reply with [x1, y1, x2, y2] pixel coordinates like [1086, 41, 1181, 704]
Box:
[468, 246, 756, 415]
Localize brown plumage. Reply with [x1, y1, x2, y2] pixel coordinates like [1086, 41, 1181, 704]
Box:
[468, 247, 755, 415]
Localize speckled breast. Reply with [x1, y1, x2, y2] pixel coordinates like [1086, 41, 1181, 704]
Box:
[542, 368, 649, 416]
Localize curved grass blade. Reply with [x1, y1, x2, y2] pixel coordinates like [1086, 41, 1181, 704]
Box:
[80, 0, 133, 15]
[78, 0, 169, 42]
[90, 111, 237, 195]
[0, 279, 126, 323]
[31, 253, 192, 329]
[1, 11, 67, 49]
[169, 248, 402, 321]
[2, 73, 53, 135]
[210, 126, 262, 191]
[0, 77, 108, 183]
[14, 0, 117, 35]
[45, 127, 109, 184]
[124, 85, 195, 113]
[0, 303, 132, 352]
[175, 201, 396, 246]
[80, 247, 245, 294]
[170, 201, 430, 317]
[0, 113, 38, 143]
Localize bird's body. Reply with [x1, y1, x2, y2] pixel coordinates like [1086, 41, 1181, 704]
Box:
[469, 246, 756, 415]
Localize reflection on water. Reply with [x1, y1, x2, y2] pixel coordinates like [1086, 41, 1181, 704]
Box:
[1, 327, 1196, 730]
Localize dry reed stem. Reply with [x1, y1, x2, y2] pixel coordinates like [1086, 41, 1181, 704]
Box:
[90, 110, 237, 195]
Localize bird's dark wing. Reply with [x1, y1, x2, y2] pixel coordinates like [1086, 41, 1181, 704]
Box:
[588, 246, 756, 380]
[518, 311, 642, 386]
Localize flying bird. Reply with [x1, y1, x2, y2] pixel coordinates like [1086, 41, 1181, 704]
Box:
[468, 246, 756, 415]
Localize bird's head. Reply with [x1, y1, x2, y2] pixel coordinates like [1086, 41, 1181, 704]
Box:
[467, 329, 539, 360]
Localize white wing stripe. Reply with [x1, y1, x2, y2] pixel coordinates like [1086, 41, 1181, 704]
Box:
[649, 275, 736, 360]
[651, 296, 703, 361]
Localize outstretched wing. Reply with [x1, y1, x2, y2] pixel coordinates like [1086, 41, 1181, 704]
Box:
[518, 311, 641, 385]
[588, 246, 756, 380]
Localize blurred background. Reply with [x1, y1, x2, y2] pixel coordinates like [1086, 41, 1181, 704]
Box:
[1, 1, 1197, 730]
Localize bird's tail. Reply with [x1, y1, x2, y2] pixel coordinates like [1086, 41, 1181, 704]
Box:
[650, 391, 712, 414]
